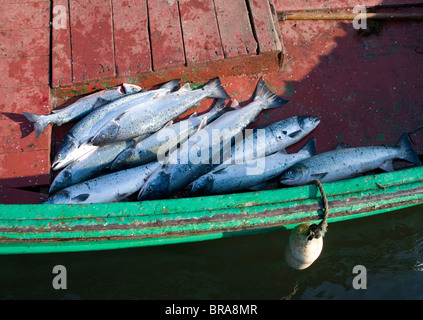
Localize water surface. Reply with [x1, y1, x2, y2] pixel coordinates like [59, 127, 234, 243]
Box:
[1, 204, 422, 300]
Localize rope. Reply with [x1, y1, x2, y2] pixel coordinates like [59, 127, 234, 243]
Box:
[306, 179, 328, 241]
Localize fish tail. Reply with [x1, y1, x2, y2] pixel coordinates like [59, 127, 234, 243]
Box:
[203, 78, 231, 100]
[160, 79, 181, 92]
[22, 112, 50, 138]
[396, 133, 421, 165]
[254, 77, 289, 109]
[299, 137, 317, 157]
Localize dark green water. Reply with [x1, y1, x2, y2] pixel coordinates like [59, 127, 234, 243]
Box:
[1, 204, 423, 300]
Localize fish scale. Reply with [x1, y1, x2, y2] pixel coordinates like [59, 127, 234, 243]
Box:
[138, 77, 289, 200]
[280, 133, 421, 186]
[52, 80, 180, 170]
[91, 78, 231, 145]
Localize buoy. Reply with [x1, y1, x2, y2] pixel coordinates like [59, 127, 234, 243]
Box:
[285, 180, 328, 270]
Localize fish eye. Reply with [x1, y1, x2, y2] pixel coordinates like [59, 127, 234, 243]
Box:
[287, 171, 292, 175]
[147, 186, 152, 192]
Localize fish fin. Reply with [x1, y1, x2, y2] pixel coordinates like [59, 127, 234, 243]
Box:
[288, 130, 302, 138]
[160, 79, 180, 92]
[92, 97, 110, 108]
[253, 77, 289, 109]
[213, 99, 227, 111]
[396, 133, 421, 165]
[211, 164, 229, 174]
[299, 138, 317, 157]
[203, 78, 231, 100]
[71, 193, 90, 202]
[335, 142, 349, 150]
[230, 99, 241, 110]
[379, 160, 394, 172]
[178, 83, 192, 92]
[197, 117, 208, 132]
[250, 183, 267, 191]
[91, 120, 119, 145]
[22, 112, 50, 138]
[311, 172, 328, 180]
[189, 112, 198, 119]
[163, 120, 174, 128]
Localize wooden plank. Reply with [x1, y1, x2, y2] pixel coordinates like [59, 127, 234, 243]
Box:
[69, 0, 115, 82]
[0, 119, 51, 154]
[52, 0, 73, 87]
[0, 86, 50, 120]
[248, 0, 282, 53]
[213, 0, 257, 57]
[0, 2, 50, 30]
[0, 28, 50, 58]
[147, 0, 185, 70]
[0, 186, 47, 204]
[0, 150, 50, 188]
[112, 0, 151, 76]
[179, 0, 224, 65]
[0, 56, 49, 87]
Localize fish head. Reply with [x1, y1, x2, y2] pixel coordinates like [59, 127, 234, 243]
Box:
[43, 190, 71, 204]
[280, 163, 310, 186]
[121, 83, 143, 95]
[137, 169, 170, 200]
[52, 137, 78, 170]
[48, 169, 72, 194]
[298, 116, 320, 132]
[91, 121, 119, 145]
[110, 148, 137, 171]
[190, 174, 214, 195]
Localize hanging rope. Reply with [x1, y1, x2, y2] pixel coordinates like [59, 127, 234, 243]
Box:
[307, 179, 329, 241]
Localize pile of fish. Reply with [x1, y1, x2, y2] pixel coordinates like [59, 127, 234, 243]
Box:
[24, 77, 421, 205]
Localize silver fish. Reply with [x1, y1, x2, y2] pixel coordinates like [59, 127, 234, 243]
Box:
[43, 162, 161, 204]
[52, 79, 180, 170]
[226, 116, 320, 165]
[49, 139, 137, 194]
[23, 84, 142, 138]
[91, 78, 231, 145]
[138, 77, 289, 200]
[110, 99, 227, 171]
[190, 138, 316, 195]
[280, 133, 421, 186]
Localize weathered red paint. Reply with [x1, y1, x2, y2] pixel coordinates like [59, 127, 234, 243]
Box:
[52, 0, 73, 87]
[69, 0, 115, 82]
[214, 0, 258, 57]
[249, 0, 283, 53]
[112, 0, 152, 76]
[0, 2, 50, 30]
[179, 0, 224, 64]
[0, 2, 52, 189]
[0, 56, 49, 87]
[148, 0, 186, 70]
[0, 28, 50, 58]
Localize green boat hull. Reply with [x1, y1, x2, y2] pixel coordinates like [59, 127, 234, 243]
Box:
[0, 166, 422, 254]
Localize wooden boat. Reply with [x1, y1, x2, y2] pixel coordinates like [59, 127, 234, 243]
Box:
[0, 0, 422, 254]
